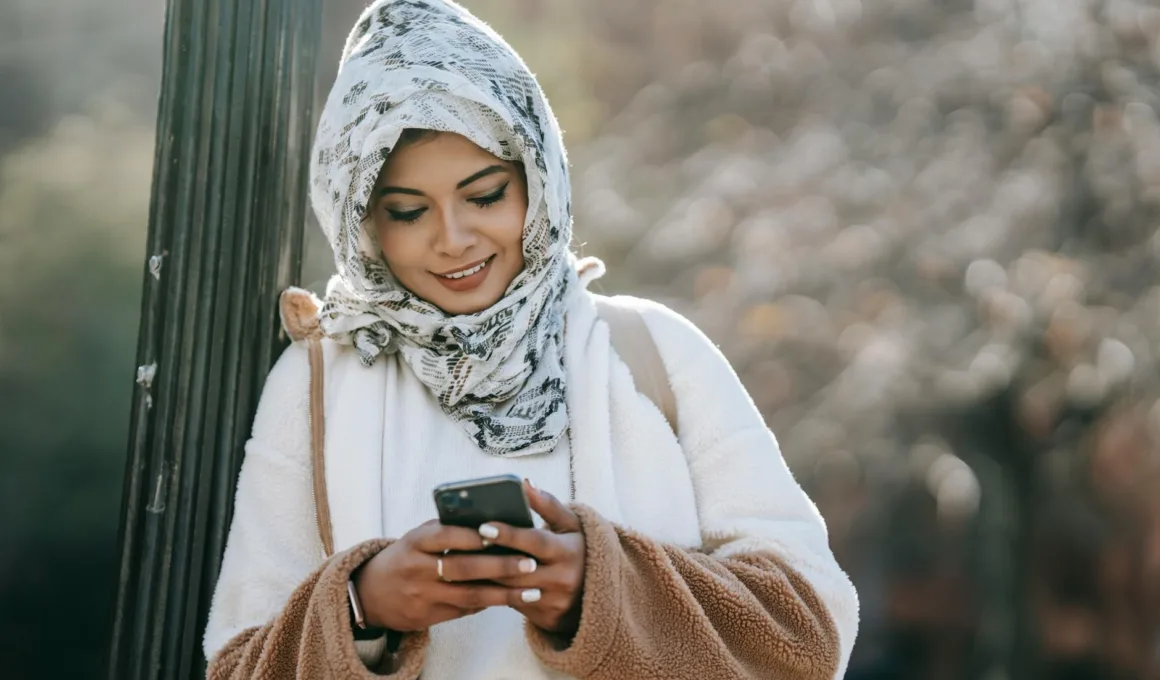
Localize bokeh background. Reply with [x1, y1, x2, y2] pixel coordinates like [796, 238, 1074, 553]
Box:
[4, 0, 1160, 678]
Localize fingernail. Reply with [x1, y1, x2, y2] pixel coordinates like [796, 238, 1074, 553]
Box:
[521, 588, 542, 603]
[524, 477, 536, 490]
[479, 523, 499, 540]
[519, 558, 537, 574]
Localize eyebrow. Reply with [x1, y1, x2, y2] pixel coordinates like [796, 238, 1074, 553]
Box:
[377, 164, 509, 197]
[455, 164, 507, 189]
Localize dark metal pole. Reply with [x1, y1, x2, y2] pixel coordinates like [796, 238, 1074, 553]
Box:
[107, 0, 322, 678]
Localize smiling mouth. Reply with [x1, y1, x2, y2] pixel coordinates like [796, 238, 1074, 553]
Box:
[435, 256, 494, 279]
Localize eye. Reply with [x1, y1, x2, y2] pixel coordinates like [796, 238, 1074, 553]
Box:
[470, 182, 509, 209]
[386, 206, 426, 224]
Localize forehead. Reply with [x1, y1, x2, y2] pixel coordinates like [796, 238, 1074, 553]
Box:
[376, 131, 509, 185]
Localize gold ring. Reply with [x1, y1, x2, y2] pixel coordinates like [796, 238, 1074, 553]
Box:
[437, 557, 445, 581]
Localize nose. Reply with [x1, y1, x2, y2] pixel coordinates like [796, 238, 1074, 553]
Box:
[433, 205, 477, 258]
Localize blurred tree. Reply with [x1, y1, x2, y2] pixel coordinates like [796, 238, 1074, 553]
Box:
[0, 104, 152, 675]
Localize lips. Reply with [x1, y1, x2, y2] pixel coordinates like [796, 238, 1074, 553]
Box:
[436, 257, 491, 279]
[432, 255, 495, 292]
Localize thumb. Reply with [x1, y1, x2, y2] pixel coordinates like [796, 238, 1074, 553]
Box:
[524, 479, 580, 533]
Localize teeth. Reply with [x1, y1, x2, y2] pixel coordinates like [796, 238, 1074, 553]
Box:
[441, 259, 489, 279]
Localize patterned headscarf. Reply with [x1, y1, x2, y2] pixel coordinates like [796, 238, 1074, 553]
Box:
[310, 0, 578, 457]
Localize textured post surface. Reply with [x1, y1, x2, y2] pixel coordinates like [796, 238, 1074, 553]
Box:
[107, 0, 322, 678]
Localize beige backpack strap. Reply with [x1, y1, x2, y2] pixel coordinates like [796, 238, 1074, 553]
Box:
[306, 337, 335, 559]
[594, 297, 679, 436]
[281, 287, 335, 559]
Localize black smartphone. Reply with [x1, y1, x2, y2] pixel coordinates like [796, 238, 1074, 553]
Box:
[433, 474, 534, 555]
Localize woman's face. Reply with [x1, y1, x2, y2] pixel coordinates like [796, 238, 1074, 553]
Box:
[369, 131, 528, 316]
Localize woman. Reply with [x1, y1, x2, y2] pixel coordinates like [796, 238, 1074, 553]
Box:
[203, 1, 859, 678]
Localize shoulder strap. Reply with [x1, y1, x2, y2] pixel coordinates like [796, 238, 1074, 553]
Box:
[306, 337, 335, 559]
[282, 287, 335, 559]
[594, 297, 679, 436]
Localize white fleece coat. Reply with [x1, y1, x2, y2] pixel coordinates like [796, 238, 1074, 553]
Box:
[203, 290, 860, 678]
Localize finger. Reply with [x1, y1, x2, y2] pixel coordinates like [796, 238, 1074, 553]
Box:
[512, 594, 581, 635]
[433, 583, 517, 611]
[410, 522, 488, 554]
[478, 523, 564, 562]
[490, 562, 568, 589]
[506, 586, 545, 609]
[524, 479, 581, 533]
[436, 553, 538, 583]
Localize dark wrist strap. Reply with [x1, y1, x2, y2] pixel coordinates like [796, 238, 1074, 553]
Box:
[386, 629, 403, 654]
[349, 613, 401, 651]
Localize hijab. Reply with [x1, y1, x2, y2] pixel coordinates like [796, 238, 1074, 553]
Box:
[310, 0, 578, 457]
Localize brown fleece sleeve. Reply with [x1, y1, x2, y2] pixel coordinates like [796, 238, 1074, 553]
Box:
[207, 539, 429, 679]
[527, 505, 840, 680]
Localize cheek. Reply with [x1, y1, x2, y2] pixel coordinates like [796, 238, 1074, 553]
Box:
[375, 221, 423, 270]
[496, 194, 528, 255]
[500, 209, 526, 254]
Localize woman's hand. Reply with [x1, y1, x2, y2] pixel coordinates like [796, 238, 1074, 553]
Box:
[353, 520, 540, 632]
[485, 480, 587, 636]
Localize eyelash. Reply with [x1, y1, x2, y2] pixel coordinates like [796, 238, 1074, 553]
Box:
[387, 183, 509, 224]
[471, 183, 509, 208]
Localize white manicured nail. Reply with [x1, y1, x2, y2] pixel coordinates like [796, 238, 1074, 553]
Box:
[521, 588, 542, 603]
[519, 558, 537, 574]
[479, 523, 499, 540]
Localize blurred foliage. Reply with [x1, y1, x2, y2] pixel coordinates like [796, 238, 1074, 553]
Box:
[0, 102, 152, 542]
[0, 1, 161, 676]
[5, 0, 1160, 678]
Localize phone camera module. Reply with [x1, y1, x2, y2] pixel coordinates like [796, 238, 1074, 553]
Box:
[440, 492, 473, 512]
